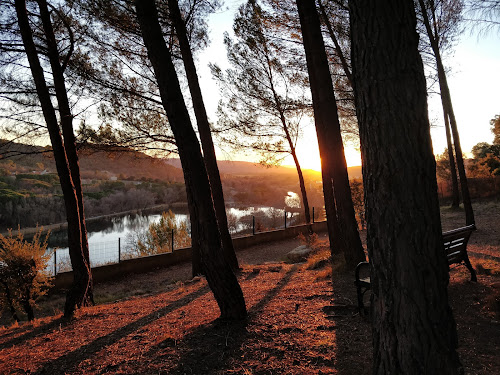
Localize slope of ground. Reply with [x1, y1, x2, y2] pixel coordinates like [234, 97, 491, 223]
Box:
[1, 202, 499, 374]
[0, 232, 499, 374]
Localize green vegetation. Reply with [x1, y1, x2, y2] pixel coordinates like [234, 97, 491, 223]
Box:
[0, 166, 187, 230]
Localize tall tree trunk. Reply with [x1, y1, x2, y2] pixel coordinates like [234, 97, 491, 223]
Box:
[349, 0, 462, 373]
[443, 106, 460, 207]
[443, 79, 474, 224]
[418, 0, 474, 225]
[37, 0, 93, 306]
[296, 0, 365, 269]
[134, 0, 246, 320]
[289, 145, 312, 226]
[15, 0, 91, 319]
[318, 1, 353, 85]
[167, 0, 239, 271]
[185, 182, 202, 276]
[321, 166, 343, 254]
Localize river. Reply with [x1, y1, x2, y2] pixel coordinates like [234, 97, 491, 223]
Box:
[46, 192, 304, 274]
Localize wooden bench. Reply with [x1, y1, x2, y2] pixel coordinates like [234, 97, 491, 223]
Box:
[355, 224, 477, 313]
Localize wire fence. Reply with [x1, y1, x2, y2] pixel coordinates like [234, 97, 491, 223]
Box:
[48, 207, 327, 276]
[49, 240, 121, 275]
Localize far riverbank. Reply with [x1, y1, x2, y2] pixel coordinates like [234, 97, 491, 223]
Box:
[0, 202, 188, 237]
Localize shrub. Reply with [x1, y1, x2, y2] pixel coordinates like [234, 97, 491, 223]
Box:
[0, 228, 53, 322]
[127, 210, 191, 257]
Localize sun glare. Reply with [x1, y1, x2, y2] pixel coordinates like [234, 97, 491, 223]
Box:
[291, 144, 361, 171]
[344, 146, 362, 168]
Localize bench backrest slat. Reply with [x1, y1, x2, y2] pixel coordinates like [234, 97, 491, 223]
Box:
[442, 225, 475, 264]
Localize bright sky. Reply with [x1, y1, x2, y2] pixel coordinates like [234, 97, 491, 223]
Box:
[197, 3, 500, 171]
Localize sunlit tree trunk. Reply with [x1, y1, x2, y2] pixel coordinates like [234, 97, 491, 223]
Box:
[15, 0, 92, 319]
[168, 0, 239, 271]
[349, 0, 462, 372]
[134, 0, 246, 320]
[296, 0, 365, 269]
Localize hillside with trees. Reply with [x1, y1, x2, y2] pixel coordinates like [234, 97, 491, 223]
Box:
[0, 143, 362, 231]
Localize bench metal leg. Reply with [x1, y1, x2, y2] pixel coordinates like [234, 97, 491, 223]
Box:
[463, 255, 477, 282]
[356, 284, 365, 313]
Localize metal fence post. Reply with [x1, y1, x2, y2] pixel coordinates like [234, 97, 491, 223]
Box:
[171, 229, 174, 252]
[312, 207, 315, 223]
[252, 216, 255, 235]
[118, 237, 121, 263]
[284, 210, 287, 229]
[54, 250, 57, 276]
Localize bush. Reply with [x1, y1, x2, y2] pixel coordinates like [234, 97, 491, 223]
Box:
[0, 228, 53, 322]
[127, 210, 191, 257]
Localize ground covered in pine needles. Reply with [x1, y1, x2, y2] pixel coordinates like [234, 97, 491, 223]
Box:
[1, 200, 500, 374]
[0, 253, 499, 374]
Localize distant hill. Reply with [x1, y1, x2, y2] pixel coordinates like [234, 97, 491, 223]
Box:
[165, 158, 362, 180]
[165, 158, 282, 175]
[78, 149, 184, 182]
[0, 142, 184, 182]
[347, 166, 362, 180]
[0, 141, 361, 182]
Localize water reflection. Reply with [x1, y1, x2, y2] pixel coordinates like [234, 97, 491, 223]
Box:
[47, 199, 305, 274]
[47, 208, 189, 249]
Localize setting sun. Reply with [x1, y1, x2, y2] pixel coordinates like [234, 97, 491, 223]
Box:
[291, 138, 362, 171]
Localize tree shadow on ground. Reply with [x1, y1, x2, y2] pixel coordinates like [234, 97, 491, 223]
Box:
[327, 269, 372, 375]
[0, 317, 68, 351]
[157, 265, 299, 375]
[328, 268, 500, 375]
[447, 274, 500, 373]
[35, 284, 210, 374]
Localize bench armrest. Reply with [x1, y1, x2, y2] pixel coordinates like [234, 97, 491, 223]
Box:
[355, 261, 370, 283]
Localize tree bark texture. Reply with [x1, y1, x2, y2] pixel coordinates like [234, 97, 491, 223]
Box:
[418, 0, 474, 224]
[134, 0, 246, 320]
[296, 0, 365, 269]
[321, 166, 342, 254]
[168, 0, 239, 271]
[15, 0, 92, 319]
[349, 0, 462, 373]
[443, 107, 460, 207]
[184, 182, 202, 277]
[37, 0, 94, 305]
